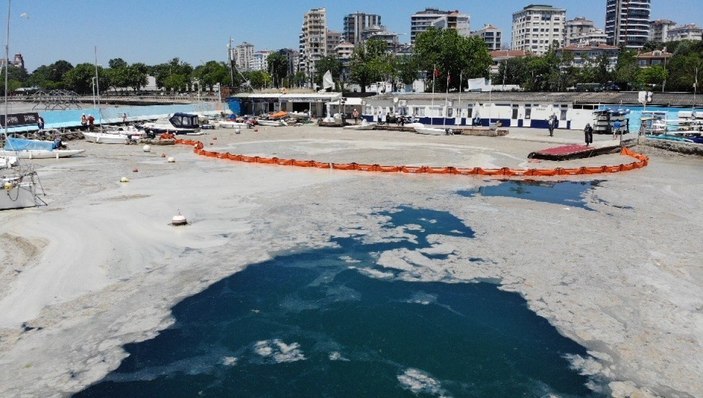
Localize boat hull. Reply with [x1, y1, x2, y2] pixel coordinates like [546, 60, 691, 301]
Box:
[83, 132, 130, 144]
[413, 125, 447, 136]
[0, 149, 85, 159]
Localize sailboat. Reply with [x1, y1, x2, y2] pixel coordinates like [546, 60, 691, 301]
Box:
[1, 0, 45, 210]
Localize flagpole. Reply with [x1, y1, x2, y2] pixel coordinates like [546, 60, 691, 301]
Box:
[458, 71, 463, 125]
[431, 64, 436, 119]
[444, 72, 449, 128]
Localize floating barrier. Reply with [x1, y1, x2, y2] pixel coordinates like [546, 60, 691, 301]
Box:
[175, 139, 648, 178]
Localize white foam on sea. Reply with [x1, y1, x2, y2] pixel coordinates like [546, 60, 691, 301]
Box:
[397, 368, 451, 397]
[328, 351, 350, 361]
[254, 339, 306, 363]
[351, 266, 395, 280]
[221, 356, 238, 366]
[339, 255, 361, 264]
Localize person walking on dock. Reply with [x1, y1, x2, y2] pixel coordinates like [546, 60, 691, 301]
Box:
[584, 123, 593, 146]
[548, 114, 557, 137]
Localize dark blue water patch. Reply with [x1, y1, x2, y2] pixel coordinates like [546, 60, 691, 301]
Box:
[458, 180, 604, 210]
[75, 207, 604, 398]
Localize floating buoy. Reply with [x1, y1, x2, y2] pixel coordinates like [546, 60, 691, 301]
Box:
[120, 177, 129, 183]
[4, 181, 14, 190]
[132, 168, 139, 173]
[171, 212, 187, 226]
[167, 156, 175, 163]
[254, 129, 258, 133]
[235, 128, 241, 134]
[142, 144, 151, 152]
[161, 153, 166, 158]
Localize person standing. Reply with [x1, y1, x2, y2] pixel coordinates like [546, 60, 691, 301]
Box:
[352, 108, 359, 125]
[37, 116, 45, 130]
[87, 114, 95, 131]
[584, 123, 593, 146]
[81, 114, 88, 130]
[548, 114, 556, 136]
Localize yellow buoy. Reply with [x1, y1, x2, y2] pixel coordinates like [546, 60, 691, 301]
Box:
[120, 177, 129, 183]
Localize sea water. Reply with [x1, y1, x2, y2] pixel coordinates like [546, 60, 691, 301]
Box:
[76, 206, 604, 397]
[459, 180, 603, 210]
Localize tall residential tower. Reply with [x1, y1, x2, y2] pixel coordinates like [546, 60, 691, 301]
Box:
[511, 4, 566, 55]
[605, 0, 651, 50]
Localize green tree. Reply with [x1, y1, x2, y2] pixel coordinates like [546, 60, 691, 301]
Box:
[638, 65, 669, 89]
[27, 60, 73, 89]
[396, 54, 420, 86]
[193, 61, 228, 92]
[315, 55, 342, 90]
[243, 70, 271, 89]
[108, 58, 128, 69]
[267, 52, 289, 88]
[349, 39, 393, 93]
[63, 63, 108, 95]
[413, 28, 491, 91]
[613, 49, 640, 90]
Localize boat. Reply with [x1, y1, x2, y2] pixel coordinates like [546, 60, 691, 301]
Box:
[1, 0, 45, 210]
[411, 123, 449, 136]
[83, 125, 146, 144]
[217, 119, 249, 129]
[343, 120, 377, 130]
[140, 113, 201, 135]
[0, 137, 85, 159]
[256, 119, 287, 127]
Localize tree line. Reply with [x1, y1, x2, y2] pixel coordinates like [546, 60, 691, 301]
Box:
[2, 28, 702, 95]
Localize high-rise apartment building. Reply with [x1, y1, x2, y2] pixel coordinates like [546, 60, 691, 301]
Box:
[669, 23, 703, 42]
[234, 42, 254, 71]
[565, 17, 607, 46]
[299, 8, 328, 84]
[343, 13, 382, 45]
[472, 24, 502, 51]
[605, 0, 651, 50]
[511, 4, 566, 55]
[410, 8, 470, 45]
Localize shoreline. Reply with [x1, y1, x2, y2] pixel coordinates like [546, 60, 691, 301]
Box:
[1, 125, 701, 397]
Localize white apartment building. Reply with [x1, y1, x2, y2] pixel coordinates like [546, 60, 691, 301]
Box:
[361, 25, 400, 51]
[650, 19, 677, 42]
[669, 23, 703, 42]
[410, 8, 470, 45]
[299, 8, 328, 83]
[234, 42, 254, 71]
[472, 24, 502, 51]
[250, 50, 272, 72]
[512, 4, 566, 55]
[556, 44, 620, 71]
[565, 17, 607, 46]
[334, 42, 355, 60]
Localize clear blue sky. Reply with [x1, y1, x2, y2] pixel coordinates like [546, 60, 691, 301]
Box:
[8, 0, 703, 72]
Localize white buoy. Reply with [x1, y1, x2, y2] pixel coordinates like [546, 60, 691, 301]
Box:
[171, 212, 187, 226]
[235, 128, 241, 134]
[142, 144, 151, 152]
[120, 177, 129, 183]
[167, 156, 175, 163]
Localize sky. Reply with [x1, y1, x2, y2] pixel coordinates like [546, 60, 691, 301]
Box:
[7, 0, 703, 72]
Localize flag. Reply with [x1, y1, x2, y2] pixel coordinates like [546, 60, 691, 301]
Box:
[433, 67, 441, 78]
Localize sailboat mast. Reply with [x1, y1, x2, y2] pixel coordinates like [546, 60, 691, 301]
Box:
[3, 0, 11, 140]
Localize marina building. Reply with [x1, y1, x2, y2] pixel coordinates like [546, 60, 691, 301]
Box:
[605, 0, 651, 50]
[343, 13, 382, 45]
[511, 4, 566, 56]
[565, 17, 607, 46]
[472, 24, 502, 51]
[410, 8, 470, 45]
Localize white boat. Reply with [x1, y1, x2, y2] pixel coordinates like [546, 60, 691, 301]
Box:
[141, 112, 201, 135]
[343, 120, 377, 130]
[411, 123, 448, 136]
[217, 120, 249, 129]
[1, 137, 85, 159]
[83, 126, 146, 144]
[256, 119, 287, 127]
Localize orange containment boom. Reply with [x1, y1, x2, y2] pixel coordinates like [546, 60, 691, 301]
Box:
[175, 139, 649, 178]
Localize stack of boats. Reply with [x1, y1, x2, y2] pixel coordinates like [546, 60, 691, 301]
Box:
[641, 110, 703, 144]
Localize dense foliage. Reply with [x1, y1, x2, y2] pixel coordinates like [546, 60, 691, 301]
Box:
[3, 38, 702, 94]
